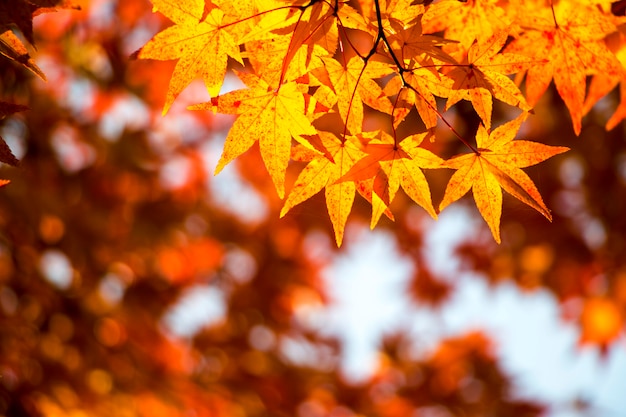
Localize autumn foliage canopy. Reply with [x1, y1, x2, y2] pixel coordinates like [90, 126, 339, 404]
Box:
[135, 0, 582, 246]
[2, 0, 626, 416]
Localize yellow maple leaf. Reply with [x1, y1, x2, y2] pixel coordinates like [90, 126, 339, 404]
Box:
[317, 56, 394, 134]
[244, 32, 328, 86]
[384, 68, 453, 129]
[444, 30, 534, 130]
[386, 14, 457, 67]
[422, 0, 510, 50]
[135, 1, 243, 114]
[270, 1, 367, 76]
[372, 0, 424, 32]
[439, 113, 569, 243]
[190, 73, 317, 199]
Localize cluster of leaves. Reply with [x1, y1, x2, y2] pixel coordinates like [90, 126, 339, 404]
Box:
[133, 0, 626, 245]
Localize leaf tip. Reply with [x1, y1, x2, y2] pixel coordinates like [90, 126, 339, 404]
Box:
[161, 99, 174, 116]
[214, 160, 227, 176]
[487, 223, 502, 244]
[334, 230, 344, 248]
[273, 180, 285, 200]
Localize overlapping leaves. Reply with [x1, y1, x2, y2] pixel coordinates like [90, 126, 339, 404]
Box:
[132, 0, 626, 245]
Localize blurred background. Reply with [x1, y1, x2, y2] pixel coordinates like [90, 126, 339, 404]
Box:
[1, 1, 626, 416]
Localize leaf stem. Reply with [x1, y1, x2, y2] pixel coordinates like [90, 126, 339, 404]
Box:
[369, 0, 479, 155]
[371, 0, 406, 72]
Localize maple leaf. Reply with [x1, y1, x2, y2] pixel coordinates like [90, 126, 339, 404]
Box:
[338, 131, 443, 228]
[316, 56, 394, 134]
[281, 132, 366, 246]
[439, 113, 569, 243]
[386, 13, 457, 67]
[379, 15, 457, 129]
[190, 72, 318, 199]
[444, 30, 534, 130]
[135, 0, 243, 114]
[372, 0, 424, 31]
[505, 1, 623, 135]
[422, 0, 511, 50]
[264, 0, 367, 82]
[384, 68, 453, 129]
[280, 0, 340, 67]
[243, 30, 328, 86]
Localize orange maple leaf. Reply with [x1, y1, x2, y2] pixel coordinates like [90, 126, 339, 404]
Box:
[505, 1, 623, 135]
[281, 132, 366, 247]
[584, 73, 626, 130]
[338, 131, 443, 228]
[439, 113, 569, 243]
[190, 72, 318, 199]
[135, 0, 243, 114]
[584, 26, 626, 130]
[604, 82, 626, 130]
